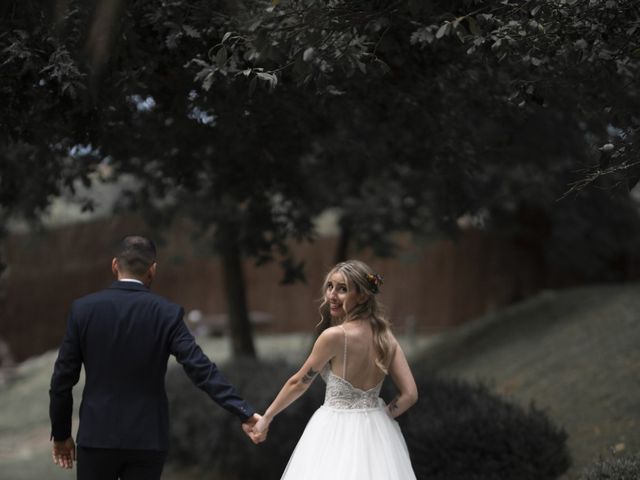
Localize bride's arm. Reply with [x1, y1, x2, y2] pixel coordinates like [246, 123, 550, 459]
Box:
[386, 338, 418, 419]
[254, 327, 341, 434]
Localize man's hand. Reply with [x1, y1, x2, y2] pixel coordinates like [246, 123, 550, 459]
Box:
[52, 437, 76, 469]
[242, 413, 267, 445]
[252, 414, 271, 444]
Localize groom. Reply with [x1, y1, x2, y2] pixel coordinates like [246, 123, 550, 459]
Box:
[49, 235, 262, 479]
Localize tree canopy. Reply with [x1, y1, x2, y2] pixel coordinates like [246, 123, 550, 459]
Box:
[2, 0, 640, 352]
[4, 0, 639, 231]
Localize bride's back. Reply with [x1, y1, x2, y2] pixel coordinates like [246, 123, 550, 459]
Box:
[330, 320, 390, 391]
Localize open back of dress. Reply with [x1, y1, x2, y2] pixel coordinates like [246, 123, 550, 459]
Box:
[280, 323, 417, 480]
[321, 325, 384, 409]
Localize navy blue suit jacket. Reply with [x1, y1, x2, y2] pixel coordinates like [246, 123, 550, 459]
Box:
[49, 281, 255, 451]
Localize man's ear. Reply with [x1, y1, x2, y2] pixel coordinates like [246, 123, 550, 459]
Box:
[111, 258, 119, 276]
[149, 262, 157, 277]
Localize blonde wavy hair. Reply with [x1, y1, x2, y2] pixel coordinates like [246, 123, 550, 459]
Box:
[317, 260, 394, 373]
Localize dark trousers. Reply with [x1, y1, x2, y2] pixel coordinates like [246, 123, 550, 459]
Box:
[77, 447, 167, 480]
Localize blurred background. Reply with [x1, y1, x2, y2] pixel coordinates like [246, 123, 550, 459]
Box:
[1, 0, 639, 479]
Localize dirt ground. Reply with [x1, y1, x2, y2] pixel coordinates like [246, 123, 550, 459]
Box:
[0, 284, 638, 479]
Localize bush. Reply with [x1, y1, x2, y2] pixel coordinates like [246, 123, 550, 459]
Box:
[384, 374, 571, 480]
[167, 359, 570, 480]
[166, 357, 324, 480]
[579, 453, 640, 480]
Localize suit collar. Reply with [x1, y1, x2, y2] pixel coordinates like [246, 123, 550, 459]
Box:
[109, 280, 150, 292]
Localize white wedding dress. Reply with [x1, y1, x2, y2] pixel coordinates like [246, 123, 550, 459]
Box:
[280, 327, 417, 480]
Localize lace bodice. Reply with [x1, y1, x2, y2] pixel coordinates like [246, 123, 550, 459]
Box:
[320, 325, 384, 409]
[321, 366, 383, 409]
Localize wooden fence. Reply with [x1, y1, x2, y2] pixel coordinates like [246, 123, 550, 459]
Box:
[0, 215, 542, 361]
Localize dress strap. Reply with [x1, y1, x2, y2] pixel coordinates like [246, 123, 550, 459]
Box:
[339, 325, 347, 379]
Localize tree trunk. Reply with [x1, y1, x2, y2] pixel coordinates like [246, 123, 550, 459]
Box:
[0, 226, 7, 303]
[218, 222, 256, 358]
[334, 222, 351, 264]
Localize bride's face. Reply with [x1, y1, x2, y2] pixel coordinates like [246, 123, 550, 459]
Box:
[325, 271, 360, 318]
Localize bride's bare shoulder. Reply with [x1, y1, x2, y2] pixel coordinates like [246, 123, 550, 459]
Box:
[316, 326, 344, 345]
[318, 326, 345, 343]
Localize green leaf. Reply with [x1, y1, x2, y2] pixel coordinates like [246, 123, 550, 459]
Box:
[191, 58, 211, 68]
[183, 25, 200, 38]
[256, 72, 278, 90]
[467, 17, 481, 36]
[203, 72, 214, 91]
[216, 46, 227, 67]
[165, 31, 179, 50]
[436, 22, 449, 39]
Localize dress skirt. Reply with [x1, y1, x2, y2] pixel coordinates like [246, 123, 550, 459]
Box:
[280, 399, 417, 480]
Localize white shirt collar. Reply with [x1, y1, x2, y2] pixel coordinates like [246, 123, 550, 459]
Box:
[119, 278, 144, 285]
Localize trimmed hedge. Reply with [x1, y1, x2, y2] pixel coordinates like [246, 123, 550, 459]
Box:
[579, 453, 640, 480]
[166, 358, 324, 480]
[166, 359, 570, 480]
[384, 374, 571, 480]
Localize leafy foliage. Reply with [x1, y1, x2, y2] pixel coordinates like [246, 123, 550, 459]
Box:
[2, 0, 640, 320]
[3, 0, 640, 251]
[166, 358, 570, 480]
[189, 0, 640, 249]
[225, 0, 640, 186]
[385, 372, 571, 480]
[166, 358, 325, 480]
[1, 2, 96, 220]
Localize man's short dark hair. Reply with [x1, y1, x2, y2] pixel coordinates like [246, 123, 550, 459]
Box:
[115, 235, 157, 276]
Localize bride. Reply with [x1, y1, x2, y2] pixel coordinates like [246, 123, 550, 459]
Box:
[253, 260, 418, 479]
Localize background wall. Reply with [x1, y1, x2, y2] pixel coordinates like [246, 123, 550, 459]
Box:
[0, 215, 541, 361]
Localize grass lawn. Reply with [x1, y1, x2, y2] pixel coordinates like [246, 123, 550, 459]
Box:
[418, 283, 640, 479]
[0, 283, 637, 479]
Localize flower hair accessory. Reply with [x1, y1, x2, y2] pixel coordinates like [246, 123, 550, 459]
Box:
[365, 272, 384, 294]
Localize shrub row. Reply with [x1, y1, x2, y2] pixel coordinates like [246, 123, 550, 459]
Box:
[384, 374, 570, 480]
[166, 358, 571, 480]
[167, 358, 324, 480]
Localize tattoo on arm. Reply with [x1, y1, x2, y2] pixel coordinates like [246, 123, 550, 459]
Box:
[389, 397, 399, 413]
[301, 368, 318, 384]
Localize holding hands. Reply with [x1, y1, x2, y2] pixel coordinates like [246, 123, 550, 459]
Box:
[242, 413, 268, 444]
[252, 414, 271, 442]
[241, 413, 271, 444]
